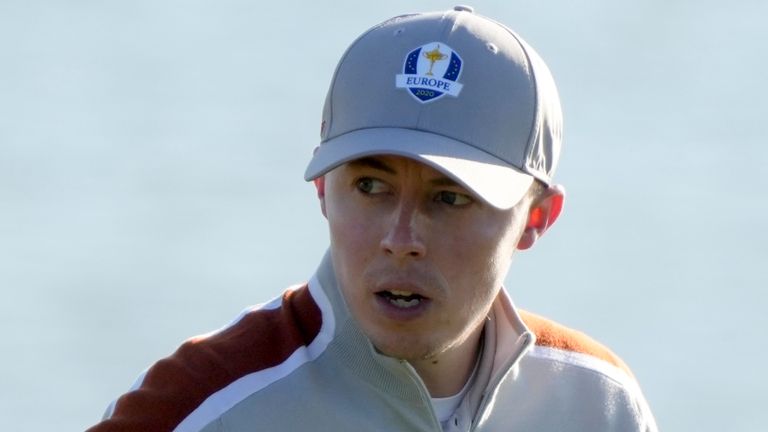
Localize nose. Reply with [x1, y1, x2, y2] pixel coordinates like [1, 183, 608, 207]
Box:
[380, 201, 427, 259]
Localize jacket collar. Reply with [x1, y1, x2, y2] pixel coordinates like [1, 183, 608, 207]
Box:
[311, 250, 536, 421]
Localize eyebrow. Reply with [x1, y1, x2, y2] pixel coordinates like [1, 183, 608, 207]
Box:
[347, 157, 462, 188]
[429, 177, 461, 187]
[346, 157, 396, 174]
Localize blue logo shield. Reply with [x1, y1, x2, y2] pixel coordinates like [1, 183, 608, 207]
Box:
[396, 42, 464, 103]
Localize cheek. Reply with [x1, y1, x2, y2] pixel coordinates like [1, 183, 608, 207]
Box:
[326, 201, 379, 284]
[327, 201, 373, 252]
[480, 210, 526, 256]
[446, 224, 518, 325]
[446, 215, 522, 282]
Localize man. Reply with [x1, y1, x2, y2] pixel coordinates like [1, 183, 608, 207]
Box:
[89, 6, 657, 432]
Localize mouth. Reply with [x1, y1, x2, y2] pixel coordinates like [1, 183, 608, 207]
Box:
[375, 289, 427, 309]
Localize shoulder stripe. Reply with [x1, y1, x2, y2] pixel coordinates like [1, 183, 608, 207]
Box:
[518, 309, 635, 379]
[175, 276, 335, 431]
[87, 278, 334, 432]
[526, 345, 637, 390]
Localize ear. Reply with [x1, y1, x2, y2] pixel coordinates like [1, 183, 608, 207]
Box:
[314, 176, 327, 218]
[517, 184, 565, 250]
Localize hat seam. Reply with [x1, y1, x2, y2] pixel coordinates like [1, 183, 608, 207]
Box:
[481, 15, 541, 181]
[325, 14, 422, 142]
[414, 11, 458, 131]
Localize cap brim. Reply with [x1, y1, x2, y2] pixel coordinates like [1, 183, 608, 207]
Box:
[304, 128, 533, 209]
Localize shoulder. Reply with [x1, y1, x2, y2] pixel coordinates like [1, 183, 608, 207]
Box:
[518, 309, 635, 381]
[88, 283, 328, 432]
[492, 310, 658, 431]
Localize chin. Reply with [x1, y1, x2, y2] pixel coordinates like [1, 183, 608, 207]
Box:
[368, 333, 446, 361]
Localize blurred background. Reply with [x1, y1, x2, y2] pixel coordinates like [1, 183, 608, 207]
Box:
[1, 1, 766, 430]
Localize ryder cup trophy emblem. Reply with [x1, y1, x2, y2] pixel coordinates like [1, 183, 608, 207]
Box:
[395, 42, 464, 103]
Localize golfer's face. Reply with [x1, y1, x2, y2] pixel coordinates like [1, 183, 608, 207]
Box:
[322, 155, 529, 361]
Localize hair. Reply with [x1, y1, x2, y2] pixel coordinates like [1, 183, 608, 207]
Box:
[526, 179, 547, 203]
[508, 179, 546, 213]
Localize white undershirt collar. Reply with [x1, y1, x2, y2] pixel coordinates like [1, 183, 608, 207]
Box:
[430, 355, 480, 424]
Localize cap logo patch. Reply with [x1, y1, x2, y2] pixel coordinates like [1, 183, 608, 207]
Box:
[395, 42, 463, 103]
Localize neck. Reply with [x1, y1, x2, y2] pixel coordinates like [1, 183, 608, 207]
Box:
[409, 323, 484, 397]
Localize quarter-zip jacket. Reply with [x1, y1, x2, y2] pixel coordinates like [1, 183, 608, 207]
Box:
[88, 253, 658, 431]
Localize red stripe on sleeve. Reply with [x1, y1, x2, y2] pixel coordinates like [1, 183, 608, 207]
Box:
[519, 309, 635, 379]
[87, 284, 322, 432]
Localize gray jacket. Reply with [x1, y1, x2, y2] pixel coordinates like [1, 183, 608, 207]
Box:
[88, 252, 657, 431]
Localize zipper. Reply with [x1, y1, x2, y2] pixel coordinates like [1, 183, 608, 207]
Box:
[469, 331, 534, 431]
[398, 359, 445, 432]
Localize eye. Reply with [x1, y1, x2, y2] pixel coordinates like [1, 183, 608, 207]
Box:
[356, 177, 389, 194]
[435, 191, 473, 206]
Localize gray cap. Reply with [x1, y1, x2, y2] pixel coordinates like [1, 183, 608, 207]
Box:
[304, 5, 562, 209]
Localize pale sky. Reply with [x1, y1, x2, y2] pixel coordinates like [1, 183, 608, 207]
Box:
[1, 1, 766, 430]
